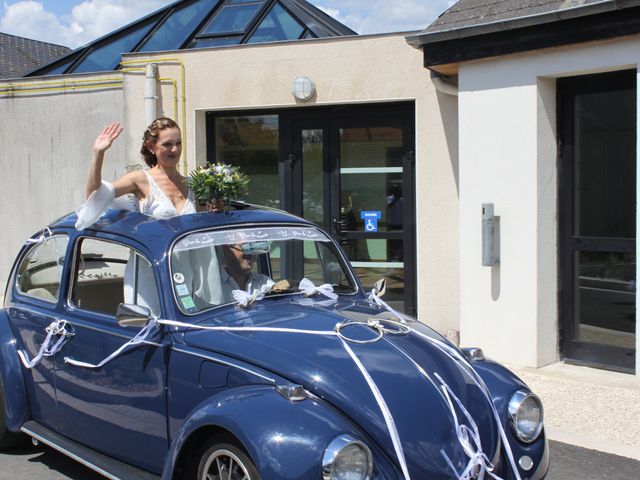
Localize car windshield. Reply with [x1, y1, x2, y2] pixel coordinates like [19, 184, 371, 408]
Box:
[170, 225, 357, 313]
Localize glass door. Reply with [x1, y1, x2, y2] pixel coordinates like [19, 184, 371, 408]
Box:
[287, 106, 416, 314]
[558, 70, 637, 373]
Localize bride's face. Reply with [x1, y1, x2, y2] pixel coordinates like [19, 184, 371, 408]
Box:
[150, 127, 182, 168]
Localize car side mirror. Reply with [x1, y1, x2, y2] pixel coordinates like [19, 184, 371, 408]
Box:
[373, 278, 386, 297]
[116, 303, 152, 328]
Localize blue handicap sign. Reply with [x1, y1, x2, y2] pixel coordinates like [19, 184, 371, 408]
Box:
[361, 211, 381, 232]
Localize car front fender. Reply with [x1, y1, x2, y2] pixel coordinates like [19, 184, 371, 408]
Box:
[0, 310, 29, 431]
[163, 384, 386, 480]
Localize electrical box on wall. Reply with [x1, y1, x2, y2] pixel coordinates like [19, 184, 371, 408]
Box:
[482, 203, 500, 266]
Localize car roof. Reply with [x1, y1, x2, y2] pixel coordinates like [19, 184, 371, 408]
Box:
[49, 207, 315, 254]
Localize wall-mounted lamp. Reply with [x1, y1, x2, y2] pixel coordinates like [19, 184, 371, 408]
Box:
[292, 76, 316, 102]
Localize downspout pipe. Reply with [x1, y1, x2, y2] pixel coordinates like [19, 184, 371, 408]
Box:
[431, 71, 458, 97]
[145, 63, 159, 125]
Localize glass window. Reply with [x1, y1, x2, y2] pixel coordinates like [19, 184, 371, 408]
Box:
[214, 115, 279, 208]
[200, 2, 264, 35]
[247, 3, 304, 44]
[171, 226, 356, 314]
[139, 0, 219, 52]
[576, 251, 636, 347]
[339, 126, 404, 231]
[17, 235, 69, 302]
[301, 129, 324, 224]
[71, 239, 160, 317]
[574, 87, 636, 238]
[37, 56, 77, 76]
[72, 22, 155, 73]
[190, 36, 243, 48]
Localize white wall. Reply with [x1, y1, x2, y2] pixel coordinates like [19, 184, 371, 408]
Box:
[458, 34, 640, 372]
[0, 74, 125, 289]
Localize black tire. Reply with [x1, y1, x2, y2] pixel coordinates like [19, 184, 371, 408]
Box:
[0, 375, 26, 450]
[192, 436, 260, 480]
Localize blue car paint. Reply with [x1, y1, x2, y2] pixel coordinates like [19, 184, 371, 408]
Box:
[0, 310, 29, 431]
[0, 208, 549, 479]
[163, 383, 399, 480]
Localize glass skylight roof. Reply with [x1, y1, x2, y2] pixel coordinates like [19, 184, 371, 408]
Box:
[26, 0, 356, 77]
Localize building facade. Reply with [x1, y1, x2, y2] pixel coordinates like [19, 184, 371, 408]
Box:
[1, 0, 638, 379]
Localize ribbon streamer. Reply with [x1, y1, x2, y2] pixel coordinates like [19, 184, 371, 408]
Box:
[368, 287, 406, 323]
[21, 290, 524, 480]
[17, 319, 72, 369]
[298, 278, 338, 300]
[64, 319, 158, 369]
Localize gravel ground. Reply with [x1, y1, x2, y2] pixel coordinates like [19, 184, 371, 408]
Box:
[509, 363, 640, 461]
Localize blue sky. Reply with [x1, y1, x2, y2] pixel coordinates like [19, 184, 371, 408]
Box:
[0, 0, 454, 48]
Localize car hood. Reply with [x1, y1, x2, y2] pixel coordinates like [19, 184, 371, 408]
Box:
[181, 296, 500, 477]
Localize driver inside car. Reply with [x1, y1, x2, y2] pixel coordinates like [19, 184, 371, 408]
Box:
[220, 242, 275, 302]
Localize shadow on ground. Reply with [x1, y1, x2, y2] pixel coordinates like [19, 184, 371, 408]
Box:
[547, 440, 640, 480]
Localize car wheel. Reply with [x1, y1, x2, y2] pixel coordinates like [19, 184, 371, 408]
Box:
[0, 376, 26, 450]
[195, 437, 260, 480]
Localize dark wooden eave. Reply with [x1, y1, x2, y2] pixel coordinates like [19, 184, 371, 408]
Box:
[407, 3, 640, 74]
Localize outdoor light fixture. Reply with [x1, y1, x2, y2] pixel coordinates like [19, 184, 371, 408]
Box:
[292, 76, 316, 102]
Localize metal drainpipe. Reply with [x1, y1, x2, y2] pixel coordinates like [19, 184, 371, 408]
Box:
[145, 63, 159, 125]
[430, 71, 458, 97]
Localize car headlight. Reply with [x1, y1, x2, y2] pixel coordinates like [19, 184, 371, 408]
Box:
[322, 434, 373, 480]
[508, 390, 544, 443]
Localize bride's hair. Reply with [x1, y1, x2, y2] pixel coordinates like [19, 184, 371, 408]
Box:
[140, 117, 180, 167]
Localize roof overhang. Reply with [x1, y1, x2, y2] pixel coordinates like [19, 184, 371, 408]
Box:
[406, 0, 640, 75]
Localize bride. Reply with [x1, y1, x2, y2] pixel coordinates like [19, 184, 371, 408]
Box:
[77, 117, 223, 313]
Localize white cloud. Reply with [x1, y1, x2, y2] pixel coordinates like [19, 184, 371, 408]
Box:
[313, 0, 450, 34]
[0, 1, 170, 48]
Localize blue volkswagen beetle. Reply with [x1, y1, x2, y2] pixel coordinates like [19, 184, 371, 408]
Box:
[0, 206, 549, 480]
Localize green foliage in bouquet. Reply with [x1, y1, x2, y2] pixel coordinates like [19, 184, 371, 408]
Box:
[187, 163, 249, 204]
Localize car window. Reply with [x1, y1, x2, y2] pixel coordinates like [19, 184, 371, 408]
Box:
[71, 238, 160, 317]
[171, 226, 357, 314]
[16, 234, 69, 302]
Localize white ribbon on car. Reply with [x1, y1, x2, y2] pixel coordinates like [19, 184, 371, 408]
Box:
[25, 227, 53, 245]
[298, 278, 338, 300]
[367, 286, 406, 323]
[17, 319, 72, 369]
[21, 279, 523, 480]
[63, 318, 159, 369]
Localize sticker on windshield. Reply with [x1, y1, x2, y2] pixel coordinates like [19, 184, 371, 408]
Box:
[176, 284, 189, 296]
[173, 272, 185, 284]
[180, 296, 195, 309]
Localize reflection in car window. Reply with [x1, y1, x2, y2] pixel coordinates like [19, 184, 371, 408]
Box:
[17, 234, 69, 302]
[71, 238, 160, 317]
[171, 226, 356, 314]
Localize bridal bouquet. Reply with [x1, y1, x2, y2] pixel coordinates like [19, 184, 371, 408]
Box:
[187, 163, 249, 205]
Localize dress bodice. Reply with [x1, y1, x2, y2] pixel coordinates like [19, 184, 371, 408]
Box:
[139, 171, 197, 218]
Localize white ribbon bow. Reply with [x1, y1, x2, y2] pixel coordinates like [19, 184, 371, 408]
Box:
[298, 278, 338, 300]
[17, 319, 72, 369]
[232, 283, 273, 308]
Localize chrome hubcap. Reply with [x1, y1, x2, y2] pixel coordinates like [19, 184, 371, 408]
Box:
[201, 448, 252, 480]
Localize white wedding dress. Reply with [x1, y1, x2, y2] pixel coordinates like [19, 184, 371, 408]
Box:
[75, 172, 223, 316]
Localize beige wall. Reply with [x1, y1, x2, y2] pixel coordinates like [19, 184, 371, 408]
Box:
[1, 34, 460, 339]
[0, 73, 125, 288]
